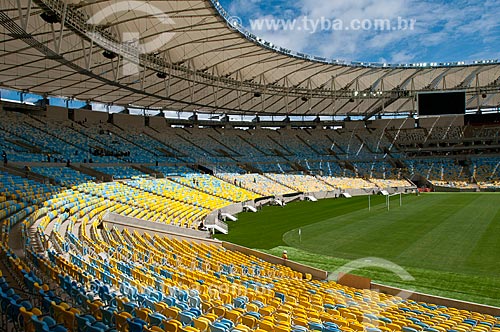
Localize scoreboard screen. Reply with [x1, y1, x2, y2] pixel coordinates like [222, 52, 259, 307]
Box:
[418, 91, 466, 116]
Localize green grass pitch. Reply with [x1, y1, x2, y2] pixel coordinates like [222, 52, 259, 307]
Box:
[216, 193, 500, 307]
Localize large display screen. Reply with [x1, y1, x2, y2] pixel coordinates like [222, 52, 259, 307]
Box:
[418, 91, 466, 116]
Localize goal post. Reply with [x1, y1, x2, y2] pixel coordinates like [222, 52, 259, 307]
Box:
[387, 192, 403, 211]
[368, 192, 403, 212]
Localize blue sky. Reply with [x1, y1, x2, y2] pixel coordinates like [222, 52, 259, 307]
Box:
[217, 0, 500, 64]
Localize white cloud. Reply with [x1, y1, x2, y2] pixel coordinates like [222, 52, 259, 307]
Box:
[389, 50, 415, 63]
[223, 0, 499, 63]
[227, 0, 264, 17]
[23, 97, 39, 105]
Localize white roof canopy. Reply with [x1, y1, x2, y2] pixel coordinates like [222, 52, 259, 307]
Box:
[1, 0, 499, 116]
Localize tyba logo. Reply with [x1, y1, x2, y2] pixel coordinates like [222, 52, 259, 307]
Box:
[86, 1, 175, 75]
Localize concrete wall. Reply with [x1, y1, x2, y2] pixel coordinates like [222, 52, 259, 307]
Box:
[310, 187, 415, 199]
[255, 198, 275, 208]
[419, 115, 464, 128]
[78, 165, 113, 181]
[220, 202, 245, 216]
[347, 188, 373, 196]
[310, 191, 336, 200]
[222, 242, 328, 280]
[368, 118, 415, 130]
[74, 109, 108, 124]
[338, 273, 371, 290]
[113, 113, 144, 129]
[280, 194, 303, 204]
[149, 117, 168, 131]
[103, 212, 214, 241]
[434, 186, 478, 193]
[373, 283, 500, 316]
[46, 105, 68, 121]
[344, 121, 365, 130]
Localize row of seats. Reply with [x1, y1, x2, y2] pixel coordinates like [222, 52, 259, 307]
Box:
[407, 159, 466, 182]
[92, 167, 148, 180]
[0, 171, 59, 204]
[174, 175, 261, 203]
[217, 174, 295, 196]
[31, 167, 95, 188]
[264, 174, 334, 193]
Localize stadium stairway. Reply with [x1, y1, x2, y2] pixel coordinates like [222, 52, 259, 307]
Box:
[239, 163, 263, 174]
[131, 165, 164, 178]
[295, 134, 323, 155]
[342, 161, 358, 176]
[0, 164, 52, 184]
[175, 131, 215, 157]
[355, 134, 375, 154]
[267, 134, 293, 156]
[6, 137, 42, 153]
[291, 162, 309, 173]
[313, 175, 338, 190]
[326, 133, 347, 155]
[74, 165, 113, 182]
[109, 126, 163, 159]
[207, 134, 241, 156]
[142, 128, 188, 160]
[7, 212, 28, 258]
[24, 218, 46, 255]
[262, 174, 304, 193]
[237, 134, 269, 156]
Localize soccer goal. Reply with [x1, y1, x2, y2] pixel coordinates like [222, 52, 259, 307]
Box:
[386, 192, 403, 211]
[368, 192, 403, 211]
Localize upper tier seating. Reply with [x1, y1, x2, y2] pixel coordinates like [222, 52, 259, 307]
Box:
[92, 166, 148, 179]
[31, 167, 95, 187]
[0, 111, 498, 188]
[152, 165, 198, 176]
[0, 171, 58, 204]
[472, 157, 500, 184]
[407, 159, 467, 182]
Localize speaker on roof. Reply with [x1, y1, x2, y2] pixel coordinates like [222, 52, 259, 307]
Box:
[40, 12, 59, 24]
[102, 50, 117, 59]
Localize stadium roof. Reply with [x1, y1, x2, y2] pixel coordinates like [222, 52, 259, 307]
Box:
[1, 0, 500, 117]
